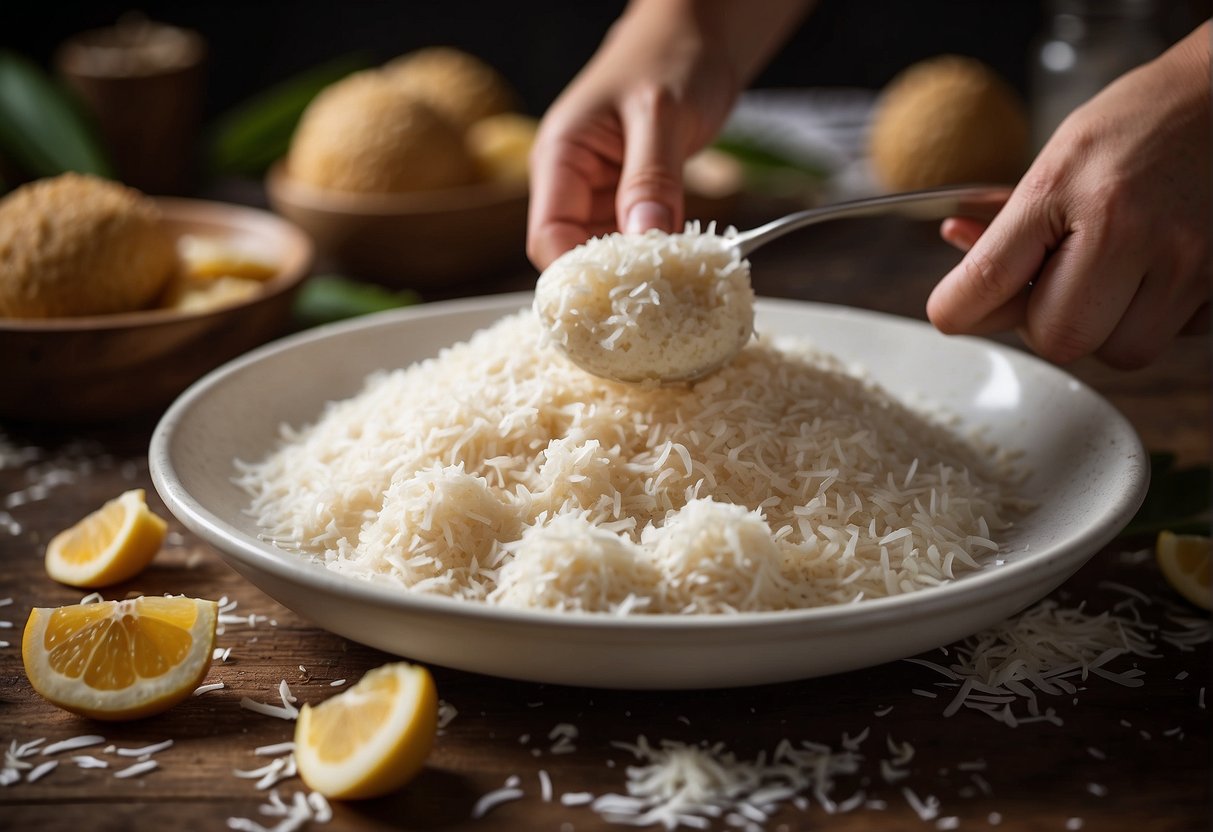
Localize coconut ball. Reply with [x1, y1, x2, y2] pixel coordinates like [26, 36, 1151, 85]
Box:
[0, 173, 177, 318]
[868, 55, 1029, 191]
[384, 47, 518, 132]
[531, 437, 623, 519]
[646, 498, 790, 613]
[490, 514, 661, 613]
[534, 226, 754, 384]
[466, 112, 538, 183]
[357, 463, 519, 593]
[288, 70, 478, 193]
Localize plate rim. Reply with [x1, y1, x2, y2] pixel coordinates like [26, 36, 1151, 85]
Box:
[150, 292, 1149, 634]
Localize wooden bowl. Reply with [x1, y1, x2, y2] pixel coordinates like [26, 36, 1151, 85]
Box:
[265, 163, 528, 287]
[0, 198, 313, 424]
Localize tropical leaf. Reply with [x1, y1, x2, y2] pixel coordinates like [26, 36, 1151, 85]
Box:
[0, 50, 113, 178]
[293, 274, 419, 328]
[711, 135, 830, 180]
[1120, 452, 1211, 538]
[206, 53, 369, 177]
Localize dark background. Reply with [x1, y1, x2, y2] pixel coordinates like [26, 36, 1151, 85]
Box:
[3, 0, 1205, 123]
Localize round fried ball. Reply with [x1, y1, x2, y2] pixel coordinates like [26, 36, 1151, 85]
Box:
[869, 55, 1029, 191]
[288, 70, 478, 194]
[0, 173, 177, 318]
[384, 47, 518, 132]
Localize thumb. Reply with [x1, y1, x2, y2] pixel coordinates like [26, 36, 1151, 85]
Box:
[616, 95, 685, 235]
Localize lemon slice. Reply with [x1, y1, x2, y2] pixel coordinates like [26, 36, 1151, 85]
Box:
[295, 662, 438, 799]
[45, 489, 167, 588]
[22, 596, 217, 721]
[1156, 530, 1212, 610]
[178, 234, 278, 280]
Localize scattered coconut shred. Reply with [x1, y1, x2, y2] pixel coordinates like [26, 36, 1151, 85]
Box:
[239, 250, 1023, 613]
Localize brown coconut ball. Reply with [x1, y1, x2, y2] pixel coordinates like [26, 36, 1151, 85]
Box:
[869, 55, 1029, 191]
[466, 113, 538, 183]
[0, 173, 177, 318]
[288, 70, 478, 194]
[383, 47, 518, 132]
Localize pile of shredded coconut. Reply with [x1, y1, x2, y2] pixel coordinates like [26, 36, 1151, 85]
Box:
[238, 310, 1022, 614]
[533, 225, 754, 383]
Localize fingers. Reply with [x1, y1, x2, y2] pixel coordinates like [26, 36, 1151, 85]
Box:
[926, 189, 1054, 336]
[616, 85, 685, 235]
[527, 136, 617, 270]
[1096, 263, 1210, 368]
[940, 217, 986, 252]
[526, 83, 690, 269]
[934, 214, 1204, 368]
[960, 292, 1030, 335]
[1018, 229, 1146, 364]
[939, 188, 1012, 251]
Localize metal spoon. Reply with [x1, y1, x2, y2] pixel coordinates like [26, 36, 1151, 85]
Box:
[729, 183, 1011, 258]
[538, 184, 1011, 385]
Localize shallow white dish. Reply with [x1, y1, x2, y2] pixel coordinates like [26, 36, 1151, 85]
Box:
[150, 293, 1148, 689]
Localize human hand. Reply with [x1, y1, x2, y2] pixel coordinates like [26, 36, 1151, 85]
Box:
[526, 0, 811, 270]
[927, 21, 1211, 369]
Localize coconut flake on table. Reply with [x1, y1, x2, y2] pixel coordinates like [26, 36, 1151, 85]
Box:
[41, 735, 105, 755]
[227, 788, 331, 832]
[534, 224, 754, 384]
[906, 598, 1159, 727]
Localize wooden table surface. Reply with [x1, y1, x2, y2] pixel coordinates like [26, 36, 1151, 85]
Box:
[1, 204, 1209, 832]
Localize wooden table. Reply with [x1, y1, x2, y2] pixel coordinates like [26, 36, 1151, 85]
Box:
[2, 209, 1209, 831]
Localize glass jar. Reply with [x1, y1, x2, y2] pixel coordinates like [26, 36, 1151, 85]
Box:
[1030, 0, 1168, 149]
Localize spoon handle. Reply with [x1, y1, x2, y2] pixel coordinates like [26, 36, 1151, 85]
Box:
[731, 184, 1012, 257]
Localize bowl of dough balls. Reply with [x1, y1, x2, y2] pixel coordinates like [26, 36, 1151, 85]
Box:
[266, 47, 534, 287]
[0, 172, 313, 423]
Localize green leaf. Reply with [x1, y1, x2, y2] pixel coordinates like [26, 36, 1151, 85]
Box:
[0, 50, 113, 178]
[711, 135, 831, 180]
[293, 275, 419, 328]
[206, 53, 370, 177]
[1120, 454, 1211, 539]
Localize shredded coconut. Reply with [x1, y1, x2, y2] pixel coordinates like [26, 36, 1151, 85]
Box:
[534, 225, 754, 383]
[116, 740, 173, 757]
[25, 760, 57, 783]
[239, 310, 1020, 615]
[241, 696, 300, 721]
[226, 788, 330, 832]
[471, 784, 525, 819]
[908, 599, 1159, 726]
[113, 760, 159, 779]
[41, 735, 105, 755]
[588, 734, 864, 828]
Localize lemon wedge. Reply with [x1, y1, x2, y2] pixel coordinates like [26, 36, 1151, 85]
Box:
[178, 234, 278, 280]
[1156, 530, 1212, 610]
[295, 662, 438, 799]
[45, 489, 167, 588]
[23, 596, 217, 720]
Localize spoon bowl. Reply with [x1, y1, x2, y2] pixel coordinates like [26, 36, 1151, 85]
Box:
[539, 184, 1012, 385]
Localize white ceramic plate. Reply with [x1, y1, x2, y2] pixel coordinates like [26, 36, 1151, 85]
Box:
[150, 293, 1148, 689]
